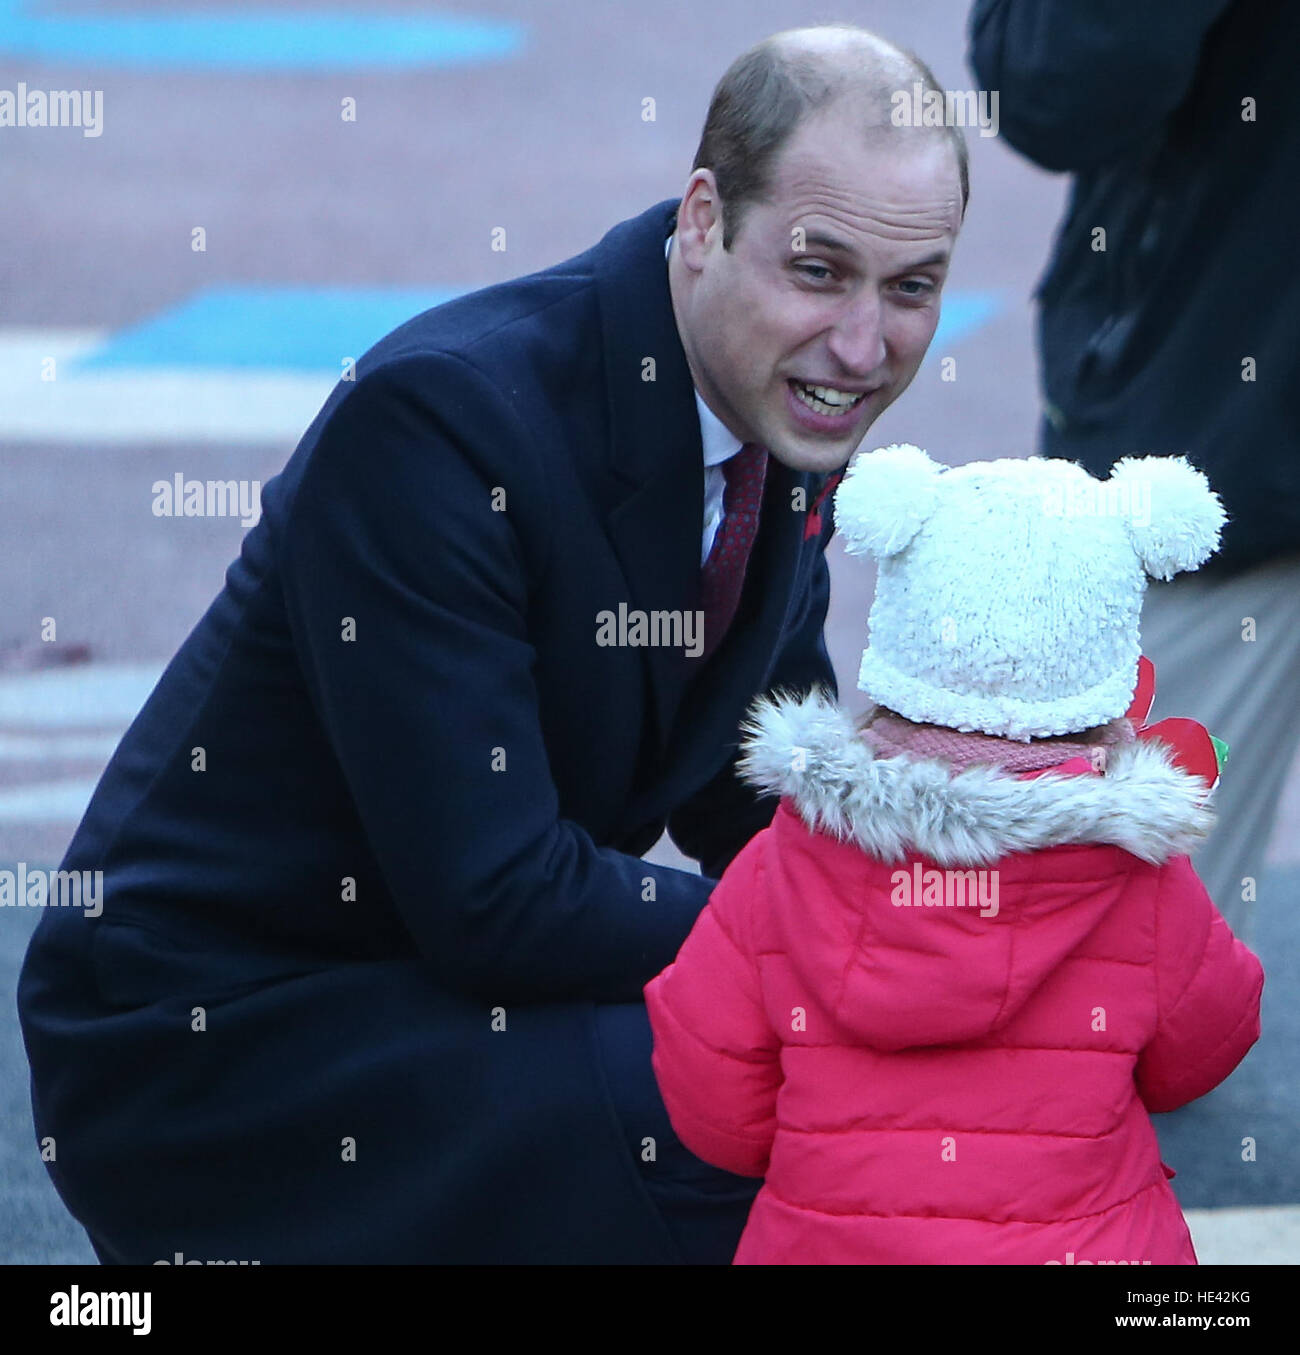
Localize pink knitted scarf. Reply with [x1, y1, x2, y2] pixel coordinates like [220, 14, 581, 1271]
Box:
[859, 707, 1137, 772]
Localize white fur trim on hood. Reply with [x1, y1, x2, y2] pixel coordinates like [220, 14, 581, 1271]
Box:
[737, 688, 1215, 868]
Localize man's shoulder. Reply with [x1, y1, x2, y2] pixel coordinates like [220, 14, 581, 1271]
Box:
[263, 200, 681, 522]
[362, 270, 590, 377]
[353, 198, 680, 383]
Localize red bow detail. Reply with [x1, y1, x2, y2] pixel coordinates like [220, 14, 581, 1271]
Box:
[1125, 655, 1223, 792]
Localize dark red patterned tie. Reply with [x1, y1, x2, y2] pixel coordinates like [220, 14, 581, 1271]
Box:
[697, 443, 769, 661]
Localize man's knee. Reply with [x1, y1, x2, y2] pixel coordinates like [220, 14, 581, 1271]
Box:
[593, 1000, 760, 1264]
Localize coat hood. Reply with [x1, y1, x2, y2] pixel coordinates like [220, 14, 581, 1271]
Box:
[734, 688, 1216, 1048]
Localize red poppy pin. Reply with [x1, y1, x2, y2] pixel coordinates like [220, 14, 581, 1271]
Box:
[805, 472, 843, 540]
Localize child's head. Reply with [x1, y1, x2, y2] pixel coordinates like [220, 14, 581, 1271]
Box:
[833, 448, 1225, 743]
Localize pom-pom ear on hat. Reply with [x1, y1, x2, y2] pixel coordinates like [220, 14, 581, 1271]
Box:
[1109, 455, 1226, 581]
[834, 443, 944, 559]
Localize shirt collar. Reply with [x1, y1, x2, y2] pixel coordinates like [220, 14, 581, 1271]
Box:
[666, 232, 745, 469]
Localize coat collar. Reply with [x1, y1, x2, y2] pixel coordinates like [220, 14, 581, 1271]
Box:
[736, 688, 1215, 867]
[593, 199, 825, 757]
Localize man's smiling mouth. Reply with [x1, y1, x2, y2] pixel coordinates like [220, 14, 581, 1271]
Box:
[789, 379, 870, 416]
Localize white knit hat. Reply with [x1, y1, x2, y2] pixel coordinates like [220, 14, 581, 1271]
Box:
[833, 447, 1226, 740]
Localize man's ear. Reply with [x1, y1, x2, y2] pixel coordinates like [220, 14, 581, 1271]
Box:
[834, 443, 943, 559]
[675, 170, 722, 267]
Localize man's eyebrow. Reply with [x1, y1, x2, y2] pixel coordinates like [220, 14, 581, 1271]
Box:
[795, 234, 951, 271]
[799, 232, 855, 255]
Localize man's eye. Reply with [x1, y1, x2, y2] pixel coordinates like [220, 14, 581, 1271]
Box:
[895, 278, 935, 298]
[793, 262, 834, 282]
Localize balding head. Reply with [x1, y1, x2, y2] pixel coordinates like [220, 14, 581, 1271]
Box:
[692, 23, 969, 249]
[766, 23, 923, 89]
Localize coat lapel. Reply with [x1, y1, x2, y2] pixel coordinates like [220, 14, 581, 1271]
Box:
[595, 200, 705, 751]
[594, 199, 822, 760]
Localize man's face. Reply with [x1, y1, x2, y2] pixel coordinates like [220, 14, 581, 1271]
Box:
[671, 106, 963, 475]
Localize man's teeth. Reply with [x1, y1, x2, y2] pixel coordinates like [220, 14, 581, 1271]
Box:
[794, 381, 866, 415]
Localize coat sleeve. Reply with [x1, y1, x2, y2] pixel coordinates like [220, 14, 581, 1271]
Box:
[1135, 855, 1264, 1114]
[666, 501, 838, 879]
[967, 0, 1237, 171]
[643, 829, 782, 1178]
[277, 355, 712, 1006]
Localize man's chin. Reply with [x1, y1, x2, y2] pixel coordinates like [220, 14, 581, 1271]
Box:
[770, 446, 859, 475]
[765, 427, 869, 474]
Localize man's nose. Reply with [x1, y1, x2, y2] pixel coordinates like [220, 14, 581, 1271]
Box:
[826, 293, 887, 376]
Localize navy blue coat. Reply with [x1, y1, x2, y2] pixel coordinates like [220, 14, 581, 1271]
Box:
[18, 199, 839, 1263]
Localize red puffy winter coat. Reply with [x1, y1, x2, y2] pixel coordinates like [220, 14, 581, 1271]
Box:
[644, 691, 1264, 1265]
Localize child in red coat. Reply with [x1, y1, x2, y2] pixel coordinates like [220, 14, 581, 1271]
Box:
[644, 447, 1263, 1265]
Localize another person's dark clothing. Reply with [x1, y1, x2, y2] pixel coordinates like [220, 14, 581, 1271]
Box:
[17, 199, 836, 1263]
[969, 0, 1300, 574]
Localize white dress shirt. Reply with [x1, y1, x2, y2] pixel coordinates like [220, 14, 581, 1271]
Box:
[665, 233, 745, 565]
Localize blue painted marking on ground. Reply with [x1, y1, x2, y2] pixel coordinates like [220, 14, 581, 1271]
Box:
[73, 287, 467, 371]
[0, 2, 523, 71]
[931, 290, 1002, 350]
[74, 286, 1002, 374]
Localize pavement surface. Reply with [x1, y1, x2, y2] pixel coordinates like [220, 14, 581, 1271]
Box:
[1, 0, 1296, 1265]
